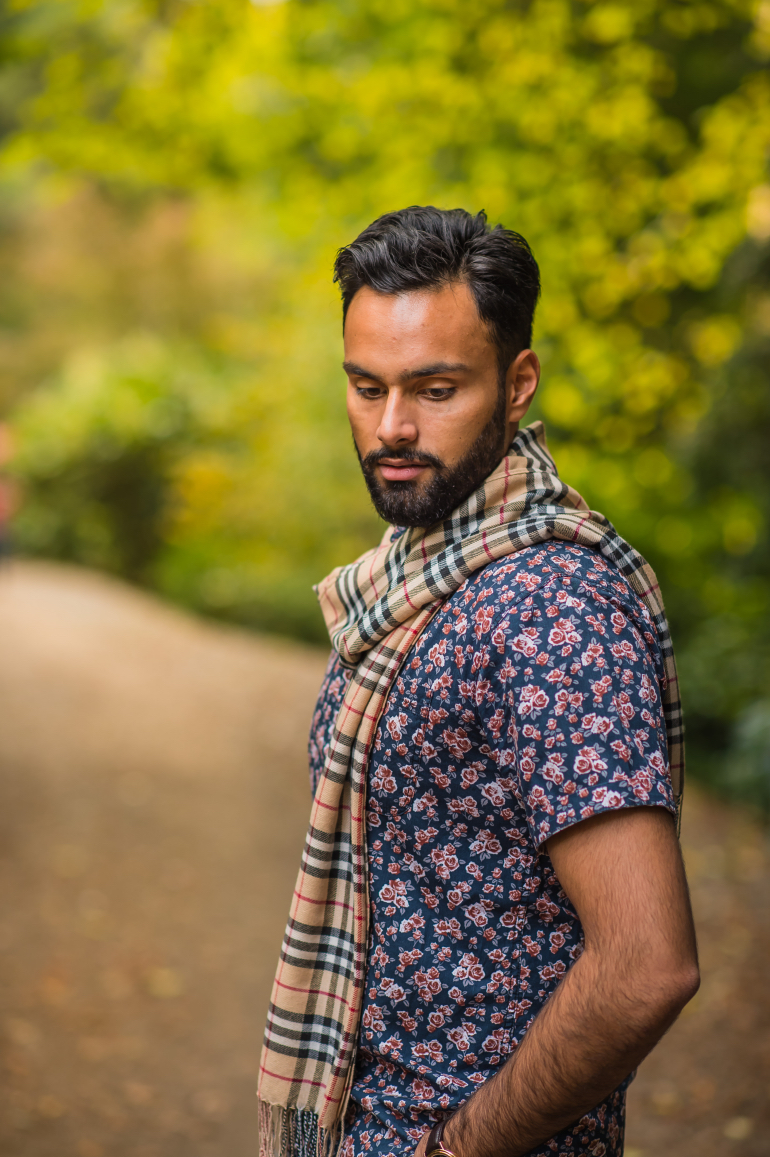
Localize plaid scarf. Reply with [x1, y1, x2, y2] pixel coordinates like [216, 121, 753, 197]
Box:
[258, 421, 684, 1157]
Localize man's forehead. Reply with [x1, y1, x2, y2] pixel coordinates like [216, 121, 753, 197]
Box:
[344, 283, 492, 356]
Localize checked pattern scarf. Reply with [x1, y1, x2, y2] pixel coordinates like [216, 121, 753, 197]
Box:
[258, 421, 684, 1157]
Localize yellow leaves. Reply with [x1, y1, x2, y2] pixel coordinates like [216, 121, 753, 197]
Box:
[540, 377, 587, 430]
[751, 0, 770, 55]
[582, 4, 638, 44]
[660, 1, 738, 39]
[669, 72, 770, 209]
[228, 74, 291, 117]
[720, 500, 763, 555]
[517, 103, 562, 147]
[689, 315, 743, 366]
[632, 293, 670, 327]
[584, 89, 656, 144]
[746, 184, 770, 240]
[723, 512, 760, 555]
[581, 280, 621, 321]
[4, 0, 769, 646]
[633, 446, 674, 488]
[620, 351, 684, 416]
[750, 292, 770, 335]
[665, 492, 764, 561]
[593, 413, 632, 450]
[317, 121, 365, 165]
[537, 294, 579, 334]
[656, 516, 694, 556]
[476, 16, 531, 65]
[169, 453, 233, 537]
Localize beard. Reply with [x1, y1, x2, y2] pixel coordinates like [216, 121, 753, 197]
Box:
[357, 391, 508, 528]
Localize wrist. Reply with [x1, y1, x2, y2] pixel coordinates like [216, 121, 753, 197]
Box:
[425, 1114, 459, 1157]
[442, 1114, 463, 1156]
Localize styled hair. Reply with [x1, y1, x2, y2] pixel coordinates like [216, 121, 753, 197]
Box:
[333, 206, 540, 371]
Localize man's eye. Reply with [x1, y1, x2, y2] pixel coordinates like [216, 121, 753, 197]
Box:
[355, 386, 384, 399]
[423, 388, 454, 400]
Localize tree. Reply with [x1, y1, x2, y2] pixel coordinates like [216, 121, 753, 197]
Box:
[3, 0, 769, 792]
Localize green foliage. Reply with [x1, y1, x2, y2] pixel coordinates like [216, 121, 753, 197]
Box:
[1, 0, 770, 798]
[11, 336, 209, 581]
[724, 699, 770, 817]
[10, 325, 380, 640]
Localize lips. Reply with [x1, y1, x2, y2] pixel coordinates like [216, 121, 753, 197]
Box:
[379, 461, 430, 482]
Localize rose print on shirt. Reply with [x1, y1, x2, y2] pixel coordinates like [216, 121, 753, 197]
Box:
[309, 543, 673, 1157]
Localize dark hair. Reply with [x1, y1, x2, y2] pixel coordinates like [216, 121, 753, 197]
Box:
[333, 206, 540, 372]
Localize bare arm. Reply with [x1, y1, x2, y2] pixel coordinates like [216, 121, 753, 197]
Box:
[416, 807, 699, 1157]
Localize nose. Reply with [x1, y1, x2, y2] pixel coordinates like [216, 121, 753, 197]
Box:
[376, 389, 418, 448]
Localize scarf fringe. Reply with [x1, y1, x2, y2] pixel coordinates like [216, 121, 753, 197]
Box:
[258, 1102, 344, 1157]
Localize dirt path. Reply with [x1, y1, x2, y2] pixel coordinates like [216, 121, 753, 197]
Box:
[0, 561, 767, 1157]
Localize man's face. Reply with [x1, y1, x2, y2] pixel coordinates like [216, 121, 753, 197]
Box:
[344, 282, 540, 527]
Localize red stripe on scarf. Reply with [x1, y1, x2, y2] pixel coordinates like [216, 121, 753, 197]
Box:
[275, 978, 350, 1000]
[259, 1064, 325, 1088]
[570, 514, 591, 540]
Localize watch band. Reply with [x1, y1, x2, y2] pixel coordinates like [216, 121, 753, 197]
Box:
[425, 1115, 457, 1157]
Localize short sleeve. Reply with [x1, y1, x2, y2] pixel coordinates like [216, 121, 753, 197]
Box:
[480, 557, 676, 847]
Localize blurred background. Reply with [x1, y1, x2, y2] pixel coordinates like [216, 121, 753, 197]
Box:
[0, 0, 768, 1154]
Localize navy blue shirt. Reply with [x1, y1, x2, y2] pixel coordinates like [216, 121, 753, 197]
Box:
[309, 543, 675, 1157]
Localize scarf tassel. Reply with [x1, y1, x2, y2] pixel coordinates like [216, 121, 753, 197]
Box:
[258, 1102, 344, 1157]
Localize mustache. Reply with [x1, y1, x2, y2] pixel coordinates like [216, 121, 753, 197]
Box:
[360, 446, 446, 473]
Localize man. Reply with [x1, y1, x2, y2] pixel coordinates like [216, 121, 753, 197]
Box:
[258, 207, 699, 1157]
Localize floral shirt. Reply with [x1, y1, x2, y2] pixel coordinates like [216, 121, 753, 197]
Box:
[308, 543, 675, 1157]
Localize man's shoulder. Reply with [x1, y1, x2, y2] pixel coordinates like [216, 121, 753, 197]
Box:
[451, 541, 621, 604]
[439, 540, 658, 649]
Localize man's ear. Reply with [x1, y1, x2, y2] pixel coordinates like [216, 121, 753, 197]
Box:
[506, 349, 541, 423]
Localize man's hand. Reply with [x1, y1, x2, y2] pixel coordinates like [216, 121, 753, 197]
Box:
[420, 807, 699, 1157]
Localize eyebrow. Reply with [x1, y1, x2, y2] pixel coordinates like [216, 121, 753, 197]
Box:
[342, 360, 471, 383]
